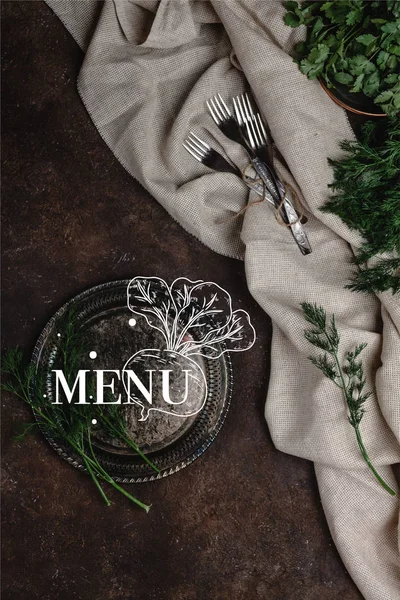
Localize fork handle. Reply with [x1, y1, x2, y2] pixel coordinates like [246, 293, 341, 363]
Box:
[251, 158, 312, 255]
[251, 157, 281, 200]
[251, 158, 284, 209]
[282, 188, 312, 255]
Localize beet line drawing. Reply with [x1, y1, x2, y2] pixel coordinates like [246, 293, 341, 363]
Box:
[122, 276, 256, 421]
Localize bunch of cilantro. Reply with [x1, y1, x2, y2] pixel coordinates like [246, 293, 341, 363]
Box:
[284, 1, 400, 116]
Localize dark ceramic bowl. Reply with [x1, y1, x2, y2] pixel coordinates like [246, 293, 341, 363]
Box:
[320, 80, 387, 118]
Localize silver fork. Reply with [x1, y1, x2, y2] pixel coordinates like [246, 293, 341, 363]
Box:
[183, 132, 275, 207]
[235, 94, 311, 255]
[234, 94, 282, 200]
[201, 94, 311, 254]
[183, 131, 241, 177]
[206, 94, 248, 150]
[207, 94, 277, 200]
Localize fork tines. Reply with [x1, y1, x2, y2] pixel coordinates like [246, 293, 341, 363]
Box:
[206, 93, 232, 125]
[183, 131, 241, 177]
[182, 131, 211, 162]
[255, 112, 268, 145]
[233, 94, 259, 152]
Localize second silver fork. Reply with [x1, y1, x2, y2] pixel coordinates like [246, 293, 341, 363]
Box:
[234, 94, 311, 255]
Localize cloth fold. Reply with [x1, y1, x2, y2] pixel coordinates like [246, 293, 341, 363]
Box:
[45, 1, 400, 598]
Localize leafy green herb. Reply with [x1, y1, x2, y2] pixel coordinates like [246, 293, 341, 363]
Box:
[283, 1, 400, 116]
[301, 302, 396, 496]
[1, 305, 159, 510]
[322, 118, 400, 295]
[346, 258, 400, 294]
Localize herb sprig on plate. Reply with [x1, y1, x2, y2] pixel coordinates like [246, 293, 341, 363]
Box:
[284, 1, 400, 116]
[1, 305, 159, 510]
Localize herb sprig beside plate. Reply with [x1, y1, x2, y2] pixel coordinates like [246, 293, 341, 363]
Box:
[1, 306, 159, 511]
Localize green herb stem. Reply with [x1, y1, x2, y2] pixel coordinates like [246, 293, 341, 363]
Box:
[331, 346, 396, 495]
[353, 426, 396, 496]
[99, 473, 151, 513]
[82, 454, 111, 506]
[99, 414, 160, 473]
[86, 428, 151, 512]
[85, 433, 151, 512]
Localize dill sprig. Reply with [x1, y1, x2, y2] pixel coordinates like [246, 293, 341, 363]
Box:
[347, 257, 400, 294]
[322, 117, 400, 294]
[1, 305, 159, 510]
[301, 302, 396, 496]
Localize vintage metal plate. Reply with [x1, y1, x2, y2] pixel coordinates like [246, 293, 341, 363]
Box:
[31, 280, 232, 482]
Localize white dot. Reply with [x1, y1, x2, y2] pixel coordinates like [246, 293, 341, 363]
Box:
[43, 394, 47, 398]
[89, 395, 93, 400]
[91, 419, 97, 425]
[89, 351, 97, 359]
[57, 333, 61, 337]
[128, 318, 136, 327]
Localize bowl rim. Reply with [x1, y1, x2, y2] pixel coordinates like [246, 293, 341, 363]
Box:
[319, 80, 387, 118]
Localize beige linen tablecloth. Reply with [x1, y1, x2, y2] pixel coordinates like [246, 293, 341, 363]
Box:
[45, 1, 400, 597]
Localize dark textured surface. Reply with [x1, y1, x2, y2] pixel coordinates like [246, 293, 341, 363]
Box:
[1, 3, 362, 600]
